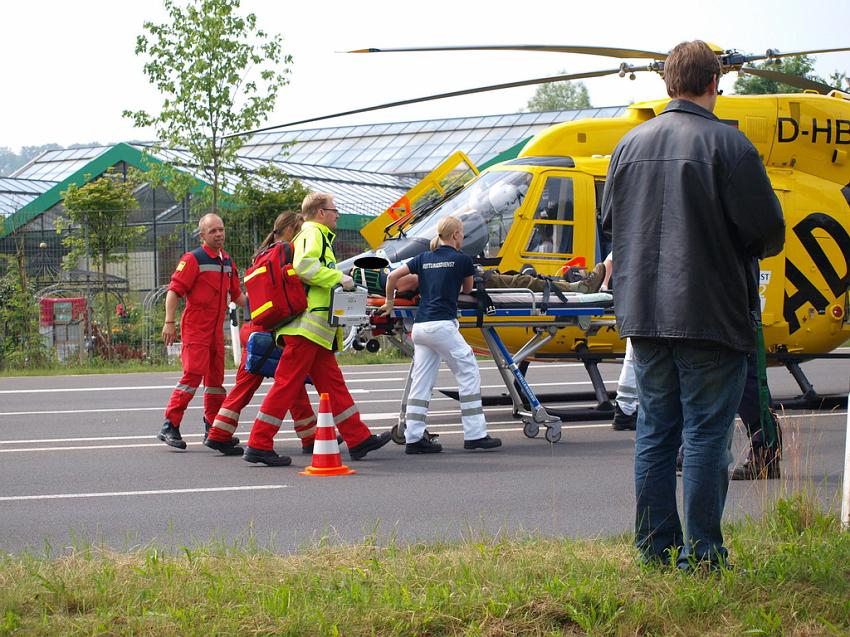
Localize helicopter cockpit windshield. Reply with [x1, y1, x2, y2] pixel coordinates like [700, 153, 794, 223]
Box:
[403, 170, 533, 260]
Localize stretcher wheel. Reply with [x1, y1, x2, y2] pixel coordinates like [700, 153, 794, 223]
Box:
[544, 427, 562, 444]
[391, 423, 406, 445]
[352, 339, 365, 351]
[366, 339, 380, 353]
[523, 421, 539, 438]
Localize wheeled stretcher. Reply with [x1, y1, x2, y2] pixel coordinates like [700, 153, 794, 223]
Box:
[364, 288, 615, 444]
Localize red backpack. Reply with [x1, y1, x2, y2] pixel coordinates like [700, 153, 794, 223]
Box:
[243, 241, 308, 331]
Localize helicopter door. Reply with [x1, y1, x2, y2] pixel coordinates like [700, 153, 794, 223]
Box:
[519, 172, 591, 272]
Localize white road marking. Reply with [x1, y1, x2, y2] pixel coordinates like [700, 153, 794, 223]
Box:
[0, 409, 843, 453]
[0, 399, 471, 418]
[0, 383, 618, 417]
[0, 426, 525, 453]
[0, 408, 847, 453]
[0, 365, 603, 395]
[0, 385, 178, 394]
[0, 485, 287, 502]
[0, 385, 369, 395]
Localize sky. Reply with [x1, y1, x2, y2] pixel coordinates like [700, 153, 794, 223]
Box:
[2, 0, 850, 153]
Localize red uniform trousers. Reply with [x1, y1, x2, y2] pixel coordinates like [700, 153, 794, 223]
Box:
[248, 334, 372, 451]
[164, 338, 226, 427]
[208, 326, 317, 446]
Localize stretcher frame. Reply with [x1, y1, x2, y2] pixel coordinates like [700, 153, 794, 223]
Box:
[378, 288, 615, 444]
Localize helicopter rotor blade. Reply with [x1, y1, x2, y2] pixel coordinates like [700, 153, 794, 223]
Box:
[348, 44, 668, 60]
[746, 46, 850, 63]
[738, 66, 840, 94]
[226, 67, 639, 138]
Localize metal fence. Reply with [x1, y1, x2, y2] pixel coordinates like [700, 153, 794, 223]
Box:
[0, 209, 377, 365]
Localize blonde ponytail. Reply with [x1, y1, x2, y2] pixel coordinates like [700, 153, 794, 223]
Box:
[431, 215, 462, 251]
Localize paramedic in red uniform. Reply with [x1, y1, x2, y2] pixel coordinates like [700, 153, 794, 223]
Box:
[243, 192, 392, 466]
[159, 213, 246, 450]
[205, 211, 322, 456]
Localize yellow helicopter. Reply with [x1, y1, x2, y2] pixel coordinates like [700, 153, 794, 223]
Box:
[235, 43, 850, 412]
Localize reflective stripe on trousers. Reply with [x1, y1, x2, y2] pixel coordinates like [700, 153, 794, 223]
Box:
[616, 338, 638, 415]
[247, 335, 370, 451]
[405, 320, 487, 443]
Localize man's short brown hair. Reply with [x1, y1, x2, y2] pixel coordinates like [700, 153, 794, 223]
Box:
[301, 192, 333, 219]
[664, 40, 721, 98]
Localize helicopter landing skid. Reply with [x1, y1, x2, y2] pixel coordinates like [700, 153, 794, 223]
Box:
[757, 355, 850, 410]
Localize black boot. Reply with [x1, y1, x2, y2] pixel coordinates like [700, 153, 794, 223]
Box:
[731, 445, 780, 480]
[406, 436, 443, 454]
[349, 432, 392, 461]
[158, 421, 187, 450]
[204, 437, 244, 456]
[732, 414, 782, 480]
[612, 403, 637, 431]
[463, 435, 502, 450]
[204, 417, 239, 446]
[243, 446, 292, 466]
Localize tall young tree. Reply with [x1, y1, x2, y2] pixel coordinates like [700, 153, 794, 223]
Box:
[526, 73, 592, 112]
[58, 172, 143, 357]
[0, 231, 50, 369]
[226, 164, 309, 264]
[123, 0, 292, 212]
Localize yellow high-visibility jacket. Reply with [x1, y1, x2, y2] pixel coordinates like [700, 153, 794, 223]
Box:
[276, 221, 343, 350]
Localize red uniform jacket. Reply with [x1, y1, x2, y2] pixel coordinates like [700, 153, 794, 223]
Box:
[169, 244, 242, 344]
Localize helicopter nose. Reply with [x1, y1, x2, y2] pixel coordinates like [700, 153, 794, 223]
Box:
[336, 237, 431, 272]
[377, 236, 431, 263]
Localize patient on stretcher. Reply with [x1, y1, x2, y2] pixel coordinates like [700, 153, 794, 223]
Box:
[351, 261, 608, 300]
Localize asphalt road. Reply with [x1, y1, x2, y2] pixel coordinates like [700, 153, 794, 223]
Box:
[1, 354, 847, 555]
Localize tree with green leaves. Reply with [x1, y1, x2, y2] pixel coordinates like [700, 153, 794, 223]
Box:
[123, 0, 292, 213]
[526, 74, 592, 112]
[829, 71, 849, 90]
[733, 55, 827, 94]
[57, 171, 144, 358]
[0, 232, 50, 370]
[226, 164, 309, 264]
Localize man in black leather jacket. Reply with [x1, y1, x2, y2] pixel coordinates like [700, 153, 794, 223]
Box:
[601, 40, 785, 571]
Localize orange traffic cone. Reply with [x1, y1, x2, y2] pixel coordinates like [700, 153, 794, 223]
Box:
[300, 393, 356, 476]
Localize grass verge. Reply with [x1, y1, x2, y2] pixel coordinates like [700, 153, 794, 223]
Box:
[0, 349, 409, 377]
[1, 495, 848, 636]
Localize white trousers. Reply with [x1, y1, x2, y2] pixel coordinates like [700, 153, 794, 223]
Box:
[405, 319, 487, 443]
[615, 337, 638, 415]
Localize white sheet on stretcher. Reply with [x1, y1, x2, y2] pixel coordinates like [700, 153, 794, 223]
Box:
[457, 291, 613, 308]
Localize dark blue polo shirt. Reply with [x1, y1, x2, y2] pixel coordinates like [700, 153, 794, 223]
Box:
[407, 245, 474, 323]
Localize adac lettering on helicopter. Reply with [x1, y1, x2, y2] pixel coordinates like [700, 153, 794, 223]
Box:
[784, 212, 850, 333]
[777, 118, 850, 143]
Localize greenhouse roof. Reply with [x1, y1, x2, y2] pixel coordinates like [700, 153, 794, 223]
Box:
[0, 177, 57, 218]
[4, 105, 629, 235]
[12, 106, 628, 184]
[237, 106, 626, 174]
[3, 143, 415, 237]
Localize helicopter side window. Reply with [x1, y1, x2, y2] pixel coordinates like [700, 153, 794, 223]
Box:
[532, 177, 573, 221]
[524, 176, 575, 258]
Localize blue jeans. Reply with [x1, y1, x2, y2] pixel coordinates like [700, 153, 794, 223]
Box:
[631, 338, 746, 567]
